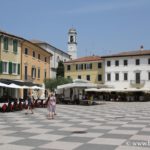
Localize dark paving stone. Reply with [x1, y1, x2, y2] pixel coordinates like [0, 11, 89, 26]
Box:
[48, 130, 72, 135]
[32, 148, 60, 150]
[38, 125, 60, 130]
[5, 131, 39, 138]
[136, 131, 150, 135]
[100, 133, 132, 139]
[88, 128, 110, 133]
[10, 139, 49, 147]
[2, 127, 28, 131]
[58, 136, 93, 143]
[117, 127, 142, 130]
[74, 143, 117, 150]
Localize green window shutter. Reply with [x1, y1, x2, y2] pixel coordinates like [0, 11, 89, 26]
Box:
[9, 62, 12, 74]
[0, 61, 2, 73]
[35, 68, 36, 77]
[4, 37, 8, 50]
[13, 40, 18, 53]
[18, 64, 20, 74]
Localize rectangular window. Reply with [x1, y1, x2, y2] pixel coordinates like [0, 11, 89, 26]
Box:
[24, 66, 28, 80]
[107, 61, 111, 67]
[45, 57, 47, 62]
[98, 62, 102, 68]
[98, 74, 102, 81]
[136, 59, 140, 65]
[79, 64, 83, 70]
[148, 58, 150, 64]
[33, 51, 35, 57]
[3, 37, 8, 50]
[148, 72, 150, 80]
[24, 48, 28, 55]
[115, 60, 119, 66]
[76, 64, 84, 70]
[67, 65, 71, 71]
[38, 54, 40, 60]
[31, 67, 36, 78]
[115, 73, 119, 81]
[78, 75, 81, 79]
[38, 68, 40, 78]
[86, 75, 90, 81]
[124, 73, 128, 81]
[85, 63, 92, 69]
[67, 76, 70, 79]
[107, 73, 111, 81]
[12, 63, 17, 74]
[135, 72, 140, 83]
[13, 40, 18, 53]
[2, 62, 8, 73]
[124, 60, 128, 66]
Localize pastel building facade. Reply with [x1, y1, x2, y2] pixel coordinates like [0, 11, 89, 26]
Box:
[64, 56, 104, 84]
[0, 30, 52, 99]
[102, 49, 150, 89]
[31, 40, 71, 79]
[0, 31, 22, 97]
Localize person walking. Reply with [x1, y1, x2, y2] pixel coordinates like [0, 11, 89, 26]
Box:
[47, 93, 56, 119]
[25, 92, 34, 114]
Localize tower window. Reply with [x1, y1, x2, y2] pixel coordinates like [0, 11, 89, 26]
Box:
[70, 36, 73, 42]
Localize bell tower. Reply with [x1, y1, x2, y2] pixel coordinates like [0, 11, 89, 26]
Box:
[67, 28, 77, 59]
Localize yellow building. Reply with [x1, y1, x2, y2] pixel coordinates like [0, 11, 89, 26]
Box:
[0, 30, 52, 99]
[0, 31, 21, 80]
[64, 56, 104, 84]
[21, 40, 51, 85]
[0, 31, 22, 98]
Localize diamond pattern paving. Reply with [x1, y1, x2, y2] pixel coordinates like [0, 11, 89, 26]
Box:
[0, 102, 150, 150]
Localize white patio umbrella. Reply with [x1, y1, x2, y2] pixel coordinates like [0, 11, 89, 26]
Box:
[7, 83, 23, 89]
[31, 86, 44, 90]
[0, 82, 9, 87]
[21, 85, 30, 89]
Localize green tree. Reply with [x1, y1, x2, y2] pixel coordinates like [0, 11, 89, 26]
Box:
[44, 77, 72, 92]
[56, 60, 64, 78]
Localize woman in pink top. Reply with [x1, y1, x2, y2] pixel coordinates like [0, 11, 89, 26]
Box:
[47, 93, 56, 119]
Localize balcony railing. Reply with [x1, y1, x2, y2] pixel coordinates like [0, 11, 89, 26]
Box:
[130, 80, 145, 88]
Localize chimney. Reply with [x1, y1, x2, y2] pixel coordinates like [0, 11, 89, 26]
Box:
[140, 45, 144, 51]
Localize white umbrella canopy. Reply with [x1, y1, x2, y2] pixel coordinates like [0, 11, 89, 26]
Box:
[7, 83, 23, 89]
[31, 86, 44, 90]
[21, 85, 30, 89]
[0, 82, 9, 87]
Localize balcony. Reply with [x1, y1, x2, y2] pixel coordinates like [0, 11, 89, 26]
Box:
[130, 80, 145, 88]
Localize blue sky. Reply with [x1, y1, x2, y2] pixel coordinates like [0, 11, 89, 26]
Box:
[0, 0, 150, 57]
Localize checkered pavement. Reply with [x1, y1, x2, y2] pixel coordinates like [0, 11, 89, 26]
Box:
[0, 102, 150, 150]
